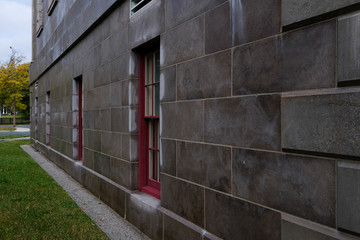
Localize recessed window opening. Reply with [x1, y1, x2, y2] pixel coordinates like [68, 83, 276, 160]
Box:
[73, 76, 83, 160]
[131, 0, 152, 14]
[45, 91, 50, 145]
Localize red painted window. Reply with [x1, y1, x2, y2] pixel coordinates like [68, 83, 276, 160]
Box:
[78, 78, 83, 161]
[139, 50, 160, 199]
[74, 76, 83, 161]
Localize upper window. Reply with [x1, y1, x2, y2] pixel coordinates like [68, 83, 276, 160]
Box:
[47, 0, 58, 16]
[36, 0, 44, 37]
[139, 50, 160, 199]
[131, 0, 152, 15]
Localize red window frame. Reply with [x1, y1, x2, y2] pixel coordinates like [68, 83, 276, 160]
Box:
[138, 50, 160, 199]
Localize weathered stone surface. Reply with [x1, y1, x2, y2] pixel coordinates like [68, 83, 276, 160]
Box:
[83, 130, 101, 152]
[126, 194, 163, 240]
[231, 0, 280, 46]
[204, 95, 281, 150]
[177, 141, 231, 193]
[101, 132, 122, 159]
[161, 174, 204, 227]
[109, 158, 138, 190]
[177, 50, 231, 100]
[121, 134, 138, 162]
[111, 107, 129, 133]
[129, 0, 164, 49]
[233, 148, 335, 227]
[83, 148, 94, 170]
[338, 12, 360, 83]
[205, 2, 231, 54]
[163, 215, 201, 240]
[160, 139, 176, 176]
[233, 20, 336, 95]
[337, 161, 360, 234]
[94, 109, 111, 131]
[161, 16, 204, 67]
[100, 179, 126, 217]
[282, 0, 360, 26]
[205, 189, 281, 240]
[81, 169, 100, 198]
[282, 88, 360, 157]
[281, 220, 337, 240]
[94, 152, 110, 178]
[166, 0, 226, 30]
[160, 66, 176, 102]
[161, 101, 203, 141]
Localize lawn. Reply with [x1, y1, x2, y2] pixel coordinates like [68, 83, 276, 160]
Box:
[0, 127, 16, 131]
[0, 140, 109, 239]
[0, 135, 29, 139]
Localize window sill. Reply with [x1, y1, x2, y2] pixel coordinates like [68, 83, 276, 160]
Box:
[141, 185, 160, 199]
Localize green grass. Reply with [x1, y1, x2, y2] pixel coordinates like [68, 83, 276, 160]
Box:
[0, 140, 109, 239]
[0, 127, 16, 131]
[0, 135, 29, 139]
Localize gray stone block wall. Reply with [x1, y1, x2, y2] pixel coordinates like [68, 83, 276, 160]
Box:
[30, 0, 360, 239]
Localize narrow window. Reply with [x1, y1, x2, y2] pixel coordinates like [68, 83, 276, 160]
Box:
[45, 91, 50, 145]
[73, 76, 83, 160]
[131, 0, 152, 15]
[139, 50, 160, 199]
[36, 0, 44, 37]
[47, 0, 58, 15]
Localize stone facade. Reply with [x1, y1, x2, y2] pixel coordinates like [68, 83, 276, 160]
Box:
[30, 0, 360, 239]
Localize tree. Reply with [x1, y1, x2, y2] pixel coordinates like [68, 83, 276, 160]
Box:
[0, 48, 30, 126]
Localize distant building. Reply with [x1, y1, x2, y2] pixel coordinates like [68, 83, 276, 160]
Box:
[30, 0, 360, 239]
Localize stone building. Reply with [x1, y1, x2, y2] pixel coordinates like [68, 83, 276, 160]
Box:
[30, 0, 360, 239]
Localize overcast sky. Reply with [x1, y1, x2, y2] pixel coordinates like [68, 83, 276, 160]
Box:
[0, 0, 31, 64]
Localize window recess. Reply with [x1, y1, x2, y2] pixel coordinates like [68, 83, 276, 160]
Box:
[131, 0, 151, 15]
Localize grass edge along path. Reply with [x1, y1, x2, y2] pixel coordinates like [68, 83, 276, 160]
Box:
[0, 140, 109, 240]
[0, 135, 29, 139]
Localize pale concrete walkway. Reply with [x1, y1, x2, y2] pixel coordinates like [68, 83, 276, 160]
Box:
[21, 145, 150, 240]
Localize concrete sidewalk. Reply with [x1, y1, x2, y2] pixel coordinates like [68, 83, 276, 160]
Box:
[21, 145, 150, 240]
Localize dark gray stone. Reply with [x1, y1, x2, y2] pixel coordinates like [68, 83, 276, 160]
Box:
[282, 0, 360, 26]
[160, 139, 176, 176]
[161, 16, 204, 67]
[101, 132, 122, 159]
[282, 88, 360, 157]
[81, 169, 100, 198]
[111, 107, 129, 133]
[233, 20, 336, 95]
[121, 134, 138, 162]
[111, 53, 130, 83]
[94, 109, 111, 131]
[163, 215, 201, 240]
[281, 220, 337, 240]
[204, 95, 281, 150]
[165, 0, 226, 30]
[177, 141, 231, 193]
[231, 0, 280, 46]
[338, 12, 360, 83]
[99, 179, 126, 217]
[177, 50, 231, 100]
[126, 194, 163, 240]
[161, 174, 204, 227]
[94, 152, 110, 178]
[232, 148, 335, 227]
[160, 66, 176, 102]
[83, 148, 94, 170]
[205, 2, 231, 54]
[205, 189, 281, 240]
[337, 161, 360, 234]
[161, 101, 203, 141]
[83, 130, 101, 152]
[129, 0, 164, 49]
[109, 158, 137, 190]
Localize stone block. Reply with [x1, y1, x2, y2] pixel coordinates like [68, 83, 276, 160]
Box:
[281, 220, 337, 240]
[163, 215, 202, 240]
[204, 95, 281, 150]
[177, 50, 231, 100]
[109, 158, 138, 190]
[161, 174, 204, 227]
[205, 2, 231, 54]
[337, 161, 360, 234]
[83, 148, 94, 170]
[84, 88, 101, 110]
[231, 0, 280, 46]
[160, 139, 176, 176]
[338, 12, 360, 83]
[282, 0, 360, 26]
[282, 88, 360, 157]
[205, 189, 281, 240]
[232, 148, 335, 227]
[161, 16, 204, 67]
[233, 20, 336, 95]
[161, 101, 203, 141]
[101, 132, 122, 159]
[126, 194, 163, 240]
[129, 0, 164, 49]
[111, 107, 129, 133]
[94, 152, 110, 178]
[165, 0, 226, 30]
[81, 169, 100, 198]
[94, 109, 111, 131]
[160, 66, 176, 102]
[100, 82, 122, 108]
[99, 179, 126, 217]
[94, 63, 112, 88]
[121, 79, 139, 107]
[121, 134, 138, 162]
[111, 53, 130, 83]
[177, 141, 231, 193]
